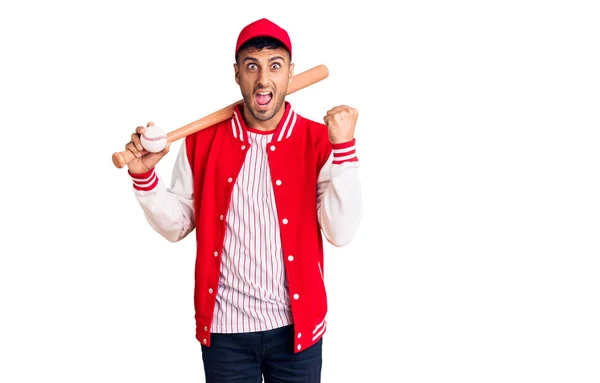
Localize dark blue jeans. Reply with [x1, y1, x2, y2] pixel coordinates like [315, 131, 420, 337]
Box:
[201, 325, 323, 382]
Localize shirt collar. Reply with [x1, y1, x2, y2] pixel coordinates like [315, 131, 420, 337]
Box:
[230, 101, 298, 143]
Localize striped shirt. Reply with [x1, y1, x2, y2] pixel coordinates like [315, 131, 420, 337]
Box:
[211, 129, 293, 333]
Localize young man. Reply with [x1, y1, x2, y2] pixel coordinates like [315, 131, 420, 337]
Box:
[124, 18, 362, 382]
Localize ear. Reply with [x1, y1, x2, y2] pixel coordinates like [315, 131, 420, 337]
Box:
[288, 63, 295, 83]
[234, 63, 240, 85]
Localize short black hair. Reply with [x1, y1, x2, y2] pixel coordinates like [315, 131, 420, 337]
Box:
[235, 36, 290, 63]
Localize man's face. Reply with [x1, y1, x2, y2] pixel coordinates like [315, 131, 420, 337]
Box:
[234, 47, 294, 122]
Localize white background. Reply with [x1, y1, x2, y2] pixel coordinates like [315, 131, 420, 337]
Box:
[1, 0, 599, 382]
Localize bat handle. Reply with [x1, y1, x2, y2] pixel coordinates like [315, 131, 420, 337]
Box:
[112, 150, 137, 169]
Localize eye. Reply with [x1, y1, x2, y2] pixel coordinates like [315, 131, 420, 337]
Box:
[271, 62, 281, 70]
[247, 63, 258, 70]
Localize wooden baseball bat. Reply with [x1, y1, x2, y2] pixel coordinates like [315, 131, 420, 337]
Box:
[112, 64, 329, 169]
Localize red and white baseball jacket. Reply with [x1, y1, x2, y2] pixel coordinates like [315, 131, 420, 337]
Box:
[129, 102, 362, 353]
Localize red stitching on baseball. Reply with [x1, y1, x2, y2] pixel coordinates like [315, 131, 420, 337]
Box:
[142, 133, 167, 142]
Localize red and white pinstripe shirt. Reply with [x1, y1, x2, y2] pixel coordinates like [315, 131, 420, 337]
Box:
[213, 129, 293, 333]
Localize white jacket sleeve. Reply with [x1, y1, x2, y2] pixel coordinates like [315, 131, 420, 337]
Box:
[129, 140, 195, 242]
[316, 139, 362, 247]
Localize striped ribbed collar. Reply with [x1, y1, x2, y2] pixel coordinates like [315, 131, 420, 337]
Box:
[230, 101, 298, 143]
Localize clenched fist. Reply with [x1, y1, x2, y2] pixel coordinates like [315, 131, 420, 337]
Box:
[323, 105, 358, 144]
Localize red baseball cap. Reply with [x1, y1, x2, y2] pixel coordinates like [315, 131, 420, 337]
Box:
[235, 18, 292, 60]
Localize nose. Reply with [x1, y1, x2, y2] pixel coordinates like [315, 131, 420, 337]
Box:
[257, 66, 270, 88]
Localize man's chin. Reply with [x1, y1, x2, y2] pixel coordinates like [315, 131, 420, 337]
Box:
[250, 105, 276, 121]
[245, 96, 284, 122]
[252, 110, 275, 121]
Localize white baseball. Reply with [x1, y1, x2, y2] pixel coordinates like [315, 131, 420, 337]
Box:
[141, 125, 168, 153]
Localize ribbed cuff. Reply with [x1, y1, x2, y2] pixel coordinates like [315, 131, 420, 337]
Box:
[128, 168, 158, 191]
[332, 139, 358, 164]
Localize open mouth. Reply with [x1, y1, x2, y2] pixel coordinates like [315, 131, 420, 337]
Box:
[255, 91, 272, 106]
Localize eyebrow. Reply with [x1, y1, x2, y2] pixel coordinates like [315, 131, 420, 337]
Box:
[243, 55, 285, 63]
